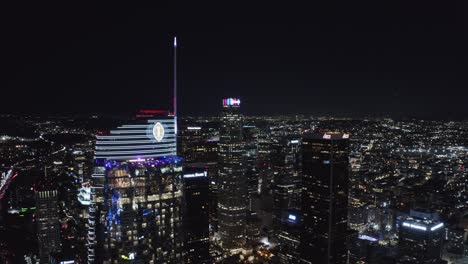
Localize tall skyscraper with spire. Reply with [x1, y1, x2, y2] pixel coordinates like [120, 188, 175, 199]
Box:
[217, 98, 248, 252]
[87, 38, 184, 263]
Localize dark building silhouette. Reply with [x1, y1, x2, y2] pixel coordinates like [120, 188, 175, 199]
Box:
[184, 164, 210, 263]
[300, 132, 350, 264]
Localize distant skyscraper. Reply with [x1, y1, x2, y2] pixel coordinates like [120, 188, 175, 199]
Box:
[272, 137, 301, 218]
[272, 137, 302, 263]
[300, 132, 350, 264]
[178, 125, 218, 163]
[217, 98, 247, 252]
[36, 189, 61, 263]
[88, 111, 184, 263]
[397, 210, 444, 264]
[183, 164, 210, 263]
[243, 125, 259, 211]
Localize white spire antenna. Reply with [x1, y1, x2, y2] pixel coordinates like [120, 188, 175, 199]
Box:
[173, 36, 178, 137]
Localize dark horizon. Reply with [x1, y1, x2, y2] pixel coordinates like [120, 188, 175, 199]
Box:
[2, 3, 467, 119]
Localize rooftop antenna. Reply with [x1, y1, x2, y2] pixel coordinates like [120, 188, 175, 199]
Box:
[173, 36, 178, 143]
[173, 36, 177, 118]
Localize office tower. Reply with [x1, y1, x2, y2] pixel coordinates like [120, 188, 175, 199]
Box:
[272, 137, 301, 220]
[271, 137, 302, 263]
[397, 211, 444, 264]
[184, 164, 210, 263]
[300, 132, 350, 264]
[243, 125, 259, 211]
[217, 98, 247, 252]
[178, 125, 204, 162]
[208, 163, 219, 234]
[277, 210, 301, 263]
[88, 112, 184, 263]
[36, 189, 61, 263]
[257, 129, 274, 193]
[178, 121, 219, 164]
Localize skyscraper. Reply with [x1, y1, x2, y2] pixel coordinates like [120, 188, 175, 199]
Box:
[217, 98, 247, 252]
[397, 210, 444, 264]
[272, 137, 302, 263]
[272, 137, 302, 221]
[300, 132, 350, 264]
[243, 125, 259, 211]
[183, 164, 210, 263]
[36, 189, 61, 263]
[88, 112, 184, 263]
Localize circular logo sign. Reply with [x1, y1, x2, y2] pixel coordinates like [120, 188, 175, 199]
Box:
[152, 122, 165, 142]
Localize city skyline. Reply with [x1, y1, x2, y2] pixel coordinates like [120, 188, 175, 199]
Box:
[1, 3, 468, 264]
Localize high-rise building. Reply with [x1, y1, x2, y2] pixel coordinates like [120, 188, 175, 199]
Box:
[397, 211, 444, 264]
[271, 137, 302, 263]
[36, 189, 61, 263]
[183, 164, 210, 263]
[277, 210, 301, 263]
[243, 125, 259, 211]
[272, 137, 301, 220]
[217, 98, 247, 252]
[300, 132, 350, 264]
[88, 112, 184, 263]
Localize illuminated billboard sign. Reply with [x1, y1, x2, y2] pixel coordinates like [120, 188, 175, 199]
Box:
[95, 118, 176, 160]
[152, 122, 165, 142]
[223, 98, 241, 107]
[183, 171, 208, 178]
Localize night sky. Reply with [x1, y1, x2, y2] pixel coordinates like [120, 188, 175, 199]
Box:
[2, 3, 467, 118]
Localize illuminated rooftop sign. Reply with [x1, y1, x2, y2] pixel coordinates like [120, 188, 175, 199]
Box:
[152, 122, 165, 142]
[183, 171, 208, 178]
[223, 98, 241, 107]
[288, 214, 297, 221]
[402, 221, 444, 232]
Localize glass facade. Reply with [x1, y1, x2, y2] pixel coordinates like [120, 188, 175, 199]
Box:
[88, 115, 184, 263]
[301, 132, 349, 264]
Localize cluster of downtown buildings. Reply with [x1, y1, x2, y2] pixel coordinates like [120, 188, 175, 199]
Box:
[0, 99, 467, 264]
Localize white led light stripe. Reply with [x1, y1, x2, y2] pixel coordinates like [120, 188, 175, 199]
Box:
[110, 130, 175, 134]
[94, 153, 176, 160]
[95, 148, 176, 155]
[96, 144, 176, 150]
[430, 223, 444, 231]
[402, 222, 427, 231]
[96, 139, 175, 145]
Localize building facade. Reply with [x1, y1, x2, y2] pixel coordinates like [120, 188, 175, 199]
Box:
[300, 132, 350, 264]
[217, 98, 247, 252]
[397, 214, 444, 263]
[88, 113, 184, 263]
[183, 164, 210, 263]
[36, 189, 61, 263]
